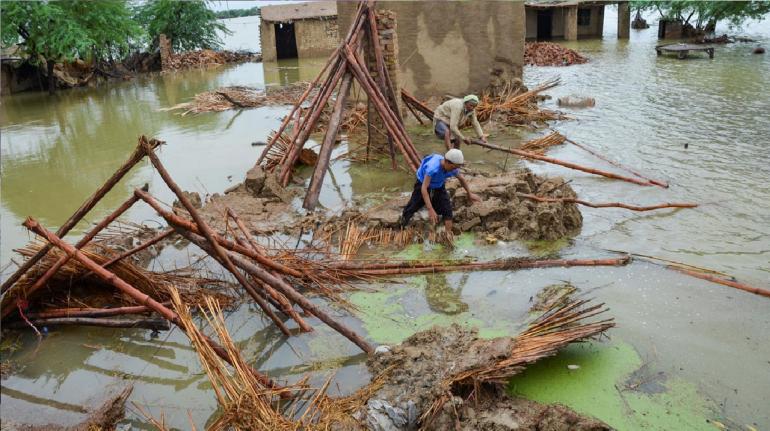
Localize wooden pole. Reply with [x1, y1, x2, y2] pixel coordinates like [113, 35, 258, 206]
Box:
[101, 228, 175, 268]
[669, 267, 770, 299]
[183, 230, 374, 354]
[343, 46, 419, 170]
[516, 193, 698, 212]
[1, 187, 145, 320]
[329, 256, 631, 275]
[139, 139, 292, 337]
[21, 217, 283, 391]
[0, 138, 161, 294]
[257, 47, 340, 165]
[279, 58, 347, 186]
[350, 48, 421, 166]
[470, 139, 657, 187]
[400, 89, 434, 121]
[303, 71, 354, 210]
[6, 317, 171, 330]
[134, 189, 302, 278]
[226, 208, 313, 333]
[26, 304, 159, 319]
[564, 137, 669, 188]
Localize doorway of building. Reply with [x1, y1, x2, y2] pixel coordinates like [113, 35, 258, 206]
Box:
[275, 22, 298, 59]
[537, 10, 553, 39]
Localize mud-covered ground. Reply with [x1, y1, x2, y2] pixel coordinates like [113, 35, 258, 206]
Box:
[359, 324, 608, 431]
[195, 164, 583, 243]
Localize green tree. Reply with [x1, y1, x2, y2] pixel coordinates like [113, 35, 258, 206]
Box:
[631, 1, 770, 32]
[136, 0, 231, 52]
[0, 0, 140, 94]
[215, 6, 260, 19]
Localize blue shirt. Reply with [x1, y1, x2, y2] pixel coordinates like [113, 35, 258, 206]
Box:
[416, 154, 459, 189]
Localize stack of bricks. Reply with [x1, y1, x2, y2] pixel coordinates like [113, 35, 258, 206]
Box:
[366, 10, 402, 148]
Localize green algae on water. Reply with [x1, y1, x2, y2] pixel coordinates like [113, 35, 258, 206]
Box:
[508, 341, 718, 431]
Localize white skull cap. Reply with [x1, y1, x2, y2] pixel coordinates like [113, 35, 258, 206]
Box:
[445, 148, 465, 165]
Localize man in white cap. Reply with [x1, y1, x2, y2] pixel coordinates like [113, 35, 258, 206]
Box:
[400, 148, 481, 232]
[433, 94, 488, 150]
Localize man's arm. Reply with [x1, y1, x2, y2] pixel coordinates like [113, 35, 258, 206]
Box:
[457, 174, 481, 203]
[422, 175, 439, 223]
[471, 112, 486, 142]
[449, 105, 467, 143]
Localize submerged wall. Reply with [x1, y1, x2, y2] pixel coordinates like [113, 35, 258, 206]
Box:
[338, 0, 525, 99]
[260, 18, 338, 62]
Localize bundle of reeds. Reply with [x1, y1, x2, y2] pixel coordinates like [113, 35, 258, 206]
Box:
[476, 78, 564, 125]
[262, 130, 293, 171]
[520, 131, 566, 155]
[421, 298, 614, 425]
[162, 83, 316, 116]
[3, 241, 229, 314]
[168, 289, 376, 430]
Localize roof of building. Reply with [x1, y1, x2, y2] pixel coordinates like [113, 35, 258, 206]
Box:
[261, 1, 337, 22]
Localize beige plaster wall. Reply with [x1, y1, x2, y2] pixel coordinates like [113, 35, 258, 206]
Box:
[260, 20, 277, 62]
[295, 19, 339, 58]
[260, 18, 338, 62]
[577, 6, 605, 38]
[338, 1, 525, 99]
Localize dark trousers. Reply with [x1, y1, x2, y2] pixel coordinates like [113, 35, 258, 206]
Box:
[401, 181, 453, 225]
[434, 120, 459, 148]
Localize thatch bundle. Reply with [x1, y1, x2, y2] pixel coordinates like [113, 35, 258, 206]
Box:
[520, 131, 567, 154]
[165, 289, 379, 430]
[3, 240, 230, 314]
[475, 78, 565, 126]
[163, 83, 315, 115]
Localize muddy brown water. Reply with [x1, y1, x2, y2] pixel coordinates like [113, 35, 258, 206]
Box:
[2, 11, 769, 429]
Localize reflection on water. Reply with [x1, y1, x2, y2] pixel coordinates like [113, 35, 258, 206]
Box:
[2, 9, 770, 429]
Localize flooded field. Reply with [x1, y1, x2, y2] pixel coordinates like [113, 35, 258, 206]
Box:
[2, 9, 769, 430]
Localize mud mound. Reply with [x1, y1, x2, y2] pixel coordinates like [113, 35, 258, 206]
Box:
[362, 324, 608, 430]
[361, 170, 582, 241]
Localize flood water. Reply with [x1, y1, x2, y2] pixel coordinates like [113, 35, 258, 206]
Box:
[2, 9, 769, 430]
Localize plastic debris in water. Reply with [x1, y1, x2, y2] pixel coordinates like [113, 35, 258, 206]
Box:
[567, 364, 580, 370]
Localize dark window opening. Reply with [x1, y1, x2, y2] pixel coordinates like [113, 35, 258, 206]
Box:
[537, 10, 553, 39]
[275, 22, 298, 59]
[578, 9, 591, 26]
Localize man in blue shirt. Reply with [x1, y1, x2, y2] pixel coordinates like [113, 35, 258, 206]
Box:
[400, 149, 481, 233]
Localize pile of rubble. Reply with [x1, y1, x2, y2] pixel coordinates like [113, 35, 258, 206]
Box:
[525, 42, 588, 67]
[163, 49, 260, 71]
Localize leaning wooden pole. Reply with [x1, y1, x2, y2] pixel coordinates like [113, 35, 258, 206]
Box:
[21, 217, 283, 391]
[226, 208, 313, 333]
[1, 187, 146, 320]
[257, 47, 340, 165]
[343, 46, 419, 170]
[564, 137, 669, 188]
[516, 193, 698, 212]
[134, 189, 302, 278]
[350, 47, 421, 166]
[182, 229, 374, 354]
[303, 71, 354, 210]
[470, 139, 657, 187]
[0, 139, 160, 294]
[139, 138, 292, 337]
[101, 228, 175, 268]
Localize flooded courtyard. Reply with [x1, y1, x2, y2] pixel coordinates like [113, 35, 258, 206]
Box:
[1, 9, 769, 430]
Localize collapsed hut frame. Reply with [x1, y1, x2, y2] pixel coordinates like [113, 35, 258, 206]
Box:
[2, 0, 768, 426]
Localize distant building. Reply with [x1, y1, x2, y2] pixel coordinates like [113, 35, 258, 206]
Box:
[337, 1, 525, 99]
[259, 1, 339, 62]
[525, 1, 630, 40]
